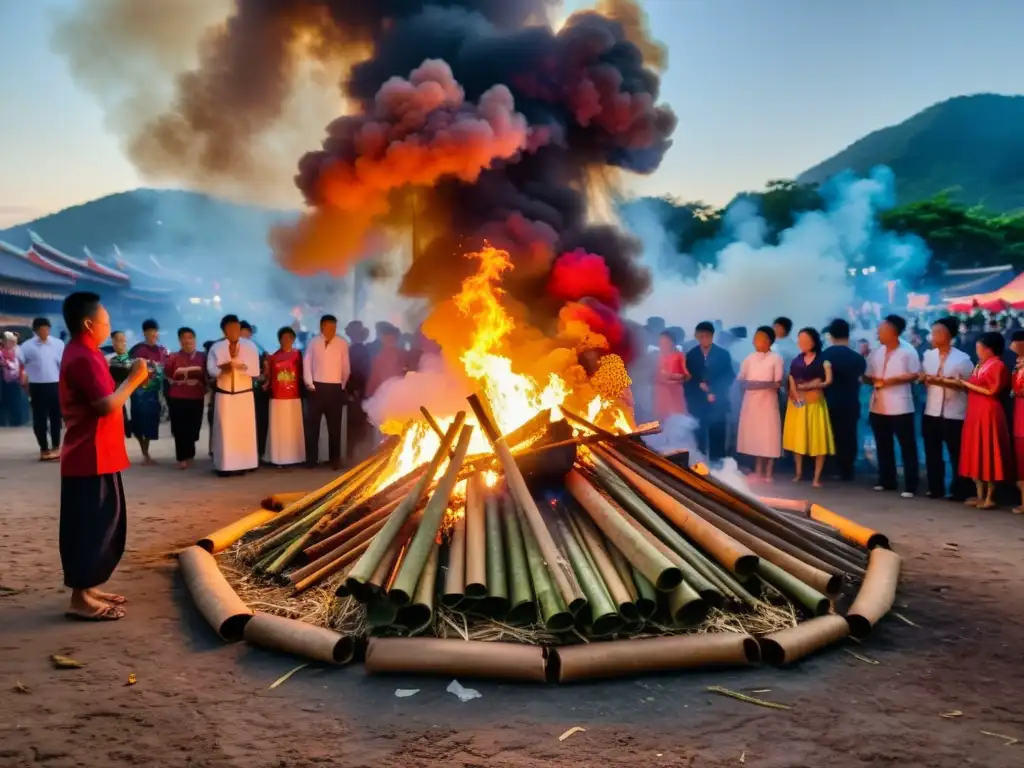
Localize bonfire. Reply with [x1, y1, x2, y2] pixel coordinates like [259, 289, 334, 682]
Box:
[177, 245, 901, 684]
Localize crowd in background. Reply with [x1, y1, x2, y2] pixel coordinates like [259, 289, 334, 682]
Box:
[631, 312, 1024, 512]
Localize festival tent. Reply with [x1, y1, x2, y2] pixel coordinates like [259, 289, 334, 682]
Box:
[947, 271, 1024, 312]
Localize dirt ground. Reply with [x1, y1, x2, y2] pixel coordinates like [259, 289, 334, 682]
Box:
[1, 426, 1022, 768]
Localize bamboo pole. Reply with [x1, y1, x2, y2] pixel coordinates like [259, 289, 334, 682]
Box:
[261, 491, 308, 512]
[572, 514, 639, 623]
[846, 547, 901, 638]
[345, 413, 465, 597]
[365, 637, 548, 682]
[301, 496, 402, 563]
[501, 495, 536, 626]
[464, 474, 487, 598]
[552, 633, 759, 683]
[178, 546, 253, 641]
[389, 425, 474, 606]
[760, 614, 850, 665]
[606, 446, 865, 577]
[197, 509, 277, 553]
[311, 468, 424, 545]
[243, 612, 355, 665]
[442, 504, 467, 608]
[666, 581, 709, 626]
[482, 492, 510, 618]
[467, 393, 582, 609]
[289, 517, 387, 590]
[292, 538, 372, 594]
[809, 503, 890, 550]
[264, 436, 398, 529]
[264, 454, 388, 573]
[502, 408, 552, 448]
[555, 513, 622, 636]
[517, 503, 574, 632]
[632, 567, 658, 619]
[586, 455, 727, 601]
[757, 561, 831, 616]
[396, 542, 440, 635]
[598, 451, 759, 578]
[565, 470, 683, 591]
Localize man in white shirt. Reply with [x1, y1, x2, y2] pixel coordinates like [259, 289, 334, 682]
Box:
[18, 317, 65, 460]
[303, 314, 350, 470]
[920, 316, 974, 500]
[865, 314, 921, 497]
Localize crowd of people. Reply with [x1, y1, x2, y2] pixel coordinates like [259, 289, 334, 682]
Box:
[640, 312, 1024, 512]
[2, 309, 426, 477]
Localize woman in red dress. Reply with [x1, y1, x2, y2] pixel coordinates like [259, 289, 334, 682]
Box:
[264, 327, 305, 467]
[958, 331, 1011, 509]
[652, 331, 689, 422]
[1010, 330, 1024, 513]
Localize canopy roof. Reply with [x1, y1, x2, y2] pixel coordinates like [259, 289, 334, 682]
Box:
[29, 231, 129, 285]
[948, 271, 1024, 312]
[0, 240, 75, 287]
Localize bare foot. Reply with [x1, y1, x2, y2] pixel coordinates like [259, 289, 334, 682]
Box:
[177, 461, 189, 470]
[764, 476, 774, 484]
[791, 476, 801, 483]
[812, 481, 824, 488]
[964, 497, 980, 507]
[88, 588, 127, 605]
[143, 456, 157, 466]
[1012, 507, 1024, 515]
[977, 501, 997, 510]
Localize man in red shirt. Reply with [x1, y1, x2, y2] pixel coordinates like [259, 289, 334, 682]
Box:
[59, 292, 149, 621]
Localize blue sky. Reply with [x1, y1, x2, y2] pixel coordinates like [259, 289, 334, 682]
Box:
[1, 0, 1022, 227]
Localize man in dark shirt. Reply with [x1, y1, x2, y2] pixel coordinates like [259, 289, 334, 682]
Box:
[684, 321, 735, 461]
[823, 319, 867, 481]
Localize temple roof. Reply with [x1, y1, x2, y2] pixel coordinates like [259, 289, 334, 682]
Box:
[28, 231, 130, 285]
[0, 240, 75, 288]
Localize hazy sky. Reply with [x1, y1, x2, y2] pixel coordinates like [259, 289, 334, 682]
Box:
[1, 0, 1022, 227]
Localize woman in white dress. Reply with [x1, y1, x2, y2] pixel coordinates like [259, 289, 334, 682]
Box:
[737, 326, 784, 482]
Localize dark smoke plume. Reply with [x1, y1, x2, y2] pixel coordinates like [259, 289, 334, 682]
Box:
[56, 0, 676, 338]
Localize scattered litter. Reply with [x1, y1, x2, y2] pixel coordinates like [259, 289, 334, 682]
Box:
[706, 686, 791, 710]
[268, 663, 307, 690]
[12, 681, 29, 694]
[126, 673, 137, 687]
[892, 612, 919, 627]
[446, 679, 481, 703]
[50, 655, 84, 669]
[939, 710, 962, 719]
[739, 751, 746, 763]
[750, 689, 771, 694]
[394, 689, 420, 698]
[980, 730, 1019, 746]
[558, 727, 586, 742]
[844, 650, 880, 665]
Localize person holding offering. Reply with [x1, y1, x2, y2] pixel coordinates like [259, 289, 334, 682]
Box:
[58, 291, 149, 621]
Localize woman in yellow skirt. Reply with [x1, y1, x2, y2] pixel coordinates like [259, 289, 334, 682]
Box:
[783, 327, 835, 487]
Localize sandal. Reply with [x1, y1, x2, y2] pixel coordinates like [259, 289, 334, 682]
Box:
[65, 605, 125, 622]
[1012, 507, 1024, 515]
[964, 497, 980, 507]
[976, 501, 997, 510]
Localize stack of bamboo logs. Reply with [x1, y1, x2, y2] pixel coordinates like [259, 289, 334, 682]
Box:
[179, 393, 901, 682]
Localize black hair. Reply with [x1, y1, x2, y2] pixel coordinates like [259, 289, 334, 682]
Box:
[378, 322, 401, 338]
[202, 340, 215, 352]
[695, 321, 714, 335]
[978, 331, 1005, 357]
[220, 314, 240, 331]
[61, 292, 102, 334]
[239, 320, 253, 332]
[31, 317, 50, 331]
[320, 314, 338, 325]
[773, 316, 793, 335]
[1013, 330, 1024, 343]
[142, 318, 159, 332]
[884, 314, 907, 335]
[933, 316, 959, 339]
[755, 325, 776, 344]
[798, 326, 823, 353]
[826, 318, 850, 340]
[278, 326, 297, 341]
[177, 326, 196, 338]
[111, 329, 125, 339]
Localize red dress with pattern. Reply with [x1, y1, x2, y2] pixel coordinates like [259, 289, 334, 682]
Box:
[1012, 363, 1024, 478]
[959, 357, 1011, 481]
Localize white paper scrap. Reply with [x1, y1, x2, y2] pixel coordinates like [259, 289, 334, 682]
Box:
[446, 679, 482, 703]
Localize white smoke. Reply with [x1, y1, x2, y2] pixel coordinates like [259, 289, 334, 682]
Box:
[641, 413, 753, 496]
[363, 352, 471, 427]
[626, 166, 931, 335]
